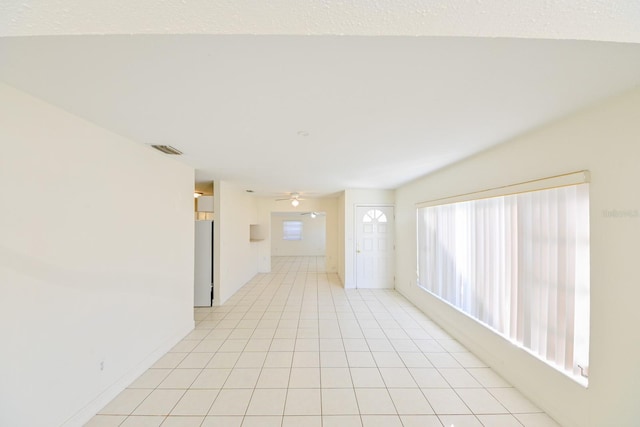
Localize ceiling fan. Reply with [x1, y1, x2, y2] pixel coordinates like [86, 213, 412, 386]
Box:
[301, 211, 325, 218]
[276, 192, 306, 207]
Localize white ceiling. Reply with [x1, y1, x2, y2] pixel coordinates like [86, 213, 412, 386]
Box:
[2, 35, 640, 197]
[2, 1, 640, 197]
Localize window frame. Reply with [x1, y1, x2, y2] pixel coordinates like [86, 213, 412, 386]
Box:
[416, 171, 591, 385]
[282, 220, 303, 241]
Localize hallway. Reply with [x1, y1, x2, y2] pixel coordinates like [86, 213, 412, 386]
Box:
[87, 257, 560, 427]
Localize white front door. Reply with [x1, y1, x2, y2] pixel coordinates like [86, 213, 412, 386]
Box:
[355, 206, 395, 289]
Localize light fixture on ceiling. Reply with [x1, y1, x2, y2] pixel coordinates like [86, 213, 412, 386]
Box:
[276, 192, 305, 206]
[302, 211, 324, 218]
[194, 192, 203, 198]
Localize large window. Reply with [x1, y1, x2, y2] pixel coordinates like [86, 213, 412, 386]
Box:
[282, 220, 303, 241]
[417, 172, 590, 384]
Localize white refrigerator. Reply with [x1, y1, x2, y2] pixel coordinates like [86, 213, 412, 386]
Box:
[194, 220, 213, 307]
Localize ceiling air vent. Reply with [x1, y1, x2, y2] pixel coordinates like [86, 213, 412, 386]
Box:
[151, 145, 183, 155]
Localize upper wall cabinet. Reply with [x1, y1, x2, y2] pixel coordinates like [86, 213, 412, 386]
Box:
[195, 195, 214, 221]
[197, 196, 214, 212]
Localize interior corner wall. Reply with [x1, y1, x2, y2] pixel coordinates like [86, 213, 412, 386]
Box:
[343, 189, 395, 289]
[337, 192, 346, 284]
[215, 181, 259, 305]
[255, 197, 339, 274]
[394, 86, 640, 427]
[0, 83, 195, 427]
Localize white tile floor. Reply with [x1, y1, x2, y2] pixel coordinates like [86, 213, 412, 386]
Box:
[86, 256, 561, 427]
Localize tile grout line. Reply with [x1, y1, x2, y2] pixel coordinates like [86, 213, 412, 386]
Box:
[88, 257, 556, 427]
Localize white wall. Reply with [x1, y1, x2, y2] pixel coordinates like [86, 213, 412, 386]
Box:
[343, 189, 395, 288]
[395, 86, 640, 427]
[271, 214, 326, 256]
[214, 181, 259, 305]
[255, 197, 339, 273]
[0, 84, 195, 427]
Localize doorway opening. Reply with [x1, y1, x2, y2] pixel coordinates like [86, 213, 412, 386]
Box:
[271, 211, 327, 272]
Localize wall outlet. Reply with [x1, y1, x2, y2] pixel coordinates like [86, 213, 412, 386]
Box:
[100, 361, 104, 371]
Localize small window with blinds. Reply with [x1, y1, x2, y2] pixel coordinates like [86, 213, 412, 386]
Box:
[417, 172, 590, 384]
[282, 220, 303, 241]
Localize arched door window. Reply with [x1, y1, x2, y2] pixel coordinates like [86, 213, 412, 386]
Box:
[362, 209, 388, 223]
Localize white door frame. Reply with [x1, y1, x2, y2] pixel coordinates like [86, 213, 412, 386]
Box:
[353, 204, 395, 289]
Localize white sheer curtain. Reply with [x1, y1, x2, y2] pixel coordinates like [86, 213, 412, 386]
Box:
[417, 183, 590, 381]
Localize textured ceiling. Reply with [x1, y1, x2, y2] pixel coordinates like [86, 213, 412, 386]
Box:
[1, 0, 640, 42]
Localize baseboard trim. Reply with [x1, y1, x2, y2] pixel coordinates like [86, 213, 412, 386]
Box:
[61, 321, 194, 427]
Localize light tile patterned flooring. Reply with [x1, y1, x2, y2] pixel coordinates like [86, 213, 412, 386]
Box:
[87, 256, 561, 427]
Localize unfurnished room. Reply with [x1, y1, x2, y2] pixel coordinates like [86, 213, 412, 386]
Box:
[2, 2, 640, 427]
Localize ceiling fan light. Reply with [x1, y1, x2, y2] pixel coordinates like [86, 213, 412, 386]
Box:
[291, 199, 300, 207]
